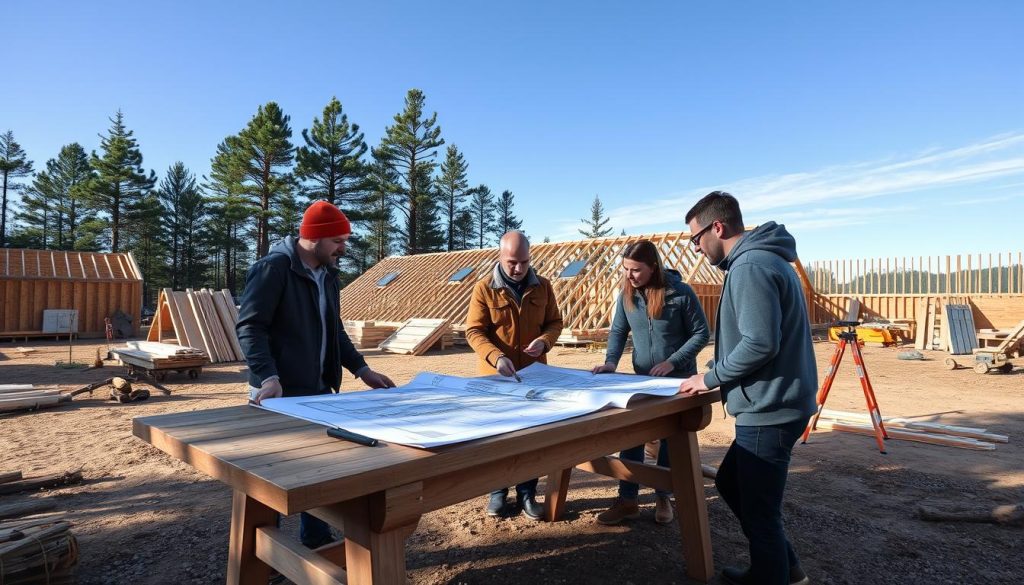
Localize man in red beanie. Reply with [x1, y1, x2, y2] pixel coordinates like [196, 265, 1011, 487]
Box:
[236, 199, 395, 549]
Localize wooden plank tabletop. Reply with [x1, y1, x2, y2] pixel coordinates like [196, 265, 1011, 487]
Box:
[133, 390, 720, 515]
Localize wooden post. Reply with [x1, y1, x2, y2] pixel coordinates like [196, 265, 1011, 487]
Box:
[666, 405, 714, 583]
[544, 468, 573, 522]
[226, 490, 277, 585]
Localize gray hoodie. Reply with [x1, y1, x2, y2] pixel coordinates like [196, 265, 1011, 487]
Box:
[703, 222, 818, 426]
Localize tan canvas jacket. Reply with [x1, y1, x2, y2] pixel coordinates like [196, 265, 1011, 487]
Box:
[465, 264, 564, 374]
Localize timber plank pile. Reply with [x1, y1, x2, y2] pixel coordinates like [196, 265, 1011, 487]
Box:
[343, 320, 399, 349]
[147, 288, 243, 363]
[378, 318, 451, 355]
[817, 409, 1010, 451]
[0, 384, 69, 413]
[112, 341, 209, 371]
[0, 470, 80, 584]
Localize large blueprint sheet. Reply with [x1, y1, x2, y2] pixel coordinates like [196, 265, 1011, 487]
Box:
[260, 363, 683, 448]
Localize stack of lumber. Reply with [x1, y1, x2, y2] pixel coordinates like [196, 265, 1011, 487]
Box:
[0, 384, 69, 413]
[0, 469, 80, 583]
[147, 288, 244, 363]
[343, 320, 398, 349]
[556, 328, 609, 346]
[817, 409, 1009, 451]
[378, 319, 450, 355]
[0, 508, 78, 585]
[112, 341, 209, 369]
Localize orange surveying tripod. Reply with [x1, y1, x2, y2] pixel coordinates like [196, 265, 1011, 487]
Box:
[802, 321, 889, 453]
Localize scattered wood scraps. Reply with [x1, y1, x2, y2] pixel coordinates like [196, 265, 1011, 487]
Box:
[816, 409, 1009, 451]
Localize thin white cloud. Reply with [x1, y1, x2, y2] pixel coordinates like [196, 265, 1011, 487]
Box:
[553, 132, 1024, 239]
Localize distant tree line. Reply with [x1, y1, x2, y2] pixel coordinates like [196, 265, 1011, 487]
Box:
[0, 89, 526, 305]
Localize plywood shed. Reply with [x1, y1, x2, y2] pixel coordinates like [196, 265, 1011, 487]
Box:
[0, 248, 143, 338]
[341, 232, 728, 337]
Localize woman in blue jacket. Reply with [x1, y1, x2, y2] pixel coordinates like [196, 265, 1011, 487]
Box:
[592, 239, 710, 525]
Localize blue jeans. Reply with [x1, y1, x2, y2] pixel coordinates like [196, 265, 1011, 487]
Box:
[715, 418, 808, 585]
[299, 512, 333, 548]
[491, 478, 539, 500]
[618, 439, 671, 499]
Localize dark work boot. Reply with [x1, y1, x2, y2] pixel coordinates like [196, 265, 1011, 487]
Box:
[486, 492, 507, 517]
[519, 494, 545, 521]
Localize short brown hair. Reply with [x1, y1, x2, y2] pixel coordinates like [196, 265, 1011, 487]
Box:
[685, 191, 744, 233]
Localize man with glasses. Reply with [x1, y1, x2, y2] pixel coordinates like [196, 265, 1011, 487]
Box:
[678, 192, 816, 585]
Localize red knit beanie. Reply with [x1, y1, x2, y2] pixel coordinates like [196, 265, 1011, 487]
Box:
[300, 200, 351, 239]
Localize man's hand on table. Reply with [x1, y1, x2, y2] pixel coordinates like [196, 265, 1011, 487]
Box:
[253, 378, 283, 405]
[359, 368, 396, 389]
[678, 374, 708, 396]
[496, 356, 518, 378]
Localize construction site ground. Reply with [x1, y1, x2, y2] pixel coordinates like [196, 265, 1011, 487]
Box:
[1, 339, 1021, 585]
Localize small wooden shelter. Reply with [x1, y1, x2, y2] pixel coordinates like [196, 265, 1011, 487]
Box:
[0, 248, 143, 337]
[341, 232, 726, 337]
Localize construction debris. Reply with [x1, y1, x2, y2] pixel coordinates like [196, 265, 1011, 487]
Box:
[0, 515, 78, 584]
[918, 502, 1023, 527]
[0, 385, 70, 413]
[0, 470, 83, 496]
[816, 409, 1009, 450]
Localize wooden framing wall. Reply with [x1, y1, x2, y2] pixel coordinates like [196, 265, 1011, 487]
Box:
[0, 248, 144, 336]
[809, 253, 1024, 296]
[808, 252, 1024, 328]
[341, 232, 726, 333]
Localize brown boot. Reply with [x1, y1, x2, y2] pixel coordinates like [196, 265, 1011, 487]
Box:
[655, 494, 674, 524]
[596, 497, 640, 525]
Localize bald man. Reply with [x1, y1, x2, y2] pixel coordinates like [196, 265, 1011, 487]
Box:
[465, 230, 564, 520]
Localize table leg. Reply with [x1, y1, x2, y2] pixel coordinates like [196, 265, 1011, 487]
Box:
[544, 467, 572, 521]
[226, 489, 277, 585]
[666, 430, 714, 583]
[341, 497, 419, 585]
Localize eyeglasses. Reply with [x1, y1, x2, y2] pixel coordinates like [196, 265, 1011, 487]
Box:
[690, 220, 718, 247]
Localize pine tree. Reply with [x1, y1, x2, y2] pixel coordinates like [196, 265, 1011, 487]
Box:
[14, 182, 51, 249]
[493, 189, 523, 238]
[468, 184, 496, 249]
[453, 209, 475, 250]
[87, 111, 157, 252]
[363, 152, 399, 263]
[203, 136, 251, 294]
[236, 102, 296, 258]
[0, 130, 34, 247]
[128, 191, 169, 305]
[579, 194, 613, 238]
[375, 89, 444, 255]
[436, 145, 470, 251]
[295, 97, 369, 212]
[158, 162, 205, 289]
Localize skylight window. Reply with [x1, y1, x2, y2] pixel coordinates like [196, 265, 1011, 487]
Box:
[558, 260, 587, 278]
[376, 272, 400, 287]
[449, 267, 474, 282]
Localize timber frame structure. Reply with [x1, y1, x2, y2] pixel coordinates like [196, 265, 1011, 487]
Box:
[0, 248, 144, 337]
[341, 232, 731, 335]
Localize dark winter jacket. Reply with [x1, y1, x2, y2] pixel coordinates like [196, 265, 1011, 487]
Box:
[605, 269, 710, 377]
[236, 236, 367, 397]
[703, 222, 818, 426]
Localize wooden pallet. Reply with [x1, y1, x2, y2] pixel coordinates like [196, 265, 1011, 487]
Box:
[378, 319, 450, 356]
[945, 304, 978, 355]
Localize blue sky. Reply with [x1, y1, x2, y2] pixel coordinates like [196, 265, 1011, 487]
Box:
[4, 1, 1023, 262]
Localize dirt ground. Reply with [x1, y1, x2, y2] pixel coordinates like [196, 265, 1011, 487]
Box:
[1, 337, 1022, 585]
